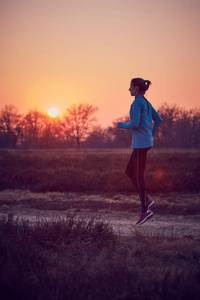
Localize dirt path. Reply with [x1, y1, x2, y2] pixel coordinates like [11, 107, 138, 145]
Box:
[0, 190, 200, 238]
[0, 207, 200, 238]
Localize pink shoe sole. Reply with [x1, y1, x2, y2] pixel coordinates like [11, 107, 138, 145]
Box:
[136, 210, 154, 225]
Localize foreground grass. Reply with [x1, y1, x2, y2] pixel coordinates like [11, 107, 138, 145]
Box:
[0, 215, 200, 300]
[0, 148, 200, 193]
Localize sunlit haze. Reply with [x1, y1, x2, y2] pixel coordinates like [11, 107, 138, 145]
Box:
[48, 107, 59, 118]
[1, 0, 200, 126]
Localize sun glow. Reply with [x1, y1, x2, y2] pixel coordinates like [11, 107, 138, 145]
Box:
[48, 107, 59, 118]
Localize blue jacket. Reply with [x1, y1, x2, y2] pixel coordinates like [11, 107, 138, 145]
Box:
[118, 94, 162, 148]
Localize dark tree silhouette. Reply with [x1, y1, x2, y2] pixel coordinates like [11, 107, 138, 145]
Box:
[63, 103, 98, 148]
[0, 102, 200, 149]
[21, 110, 64, 148]
[83, 125, 106, 148]
[106, 115, 132, 148]
[0, 105, 21, 148]
[21, 110, 43, 148]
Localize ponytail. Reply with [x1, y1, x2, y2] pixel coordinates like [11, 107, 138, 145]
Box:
[144, 80, 151, 91]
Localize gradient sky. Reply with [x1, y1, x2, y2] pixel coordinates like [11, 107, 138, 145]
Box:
[1, 0, 200, 126]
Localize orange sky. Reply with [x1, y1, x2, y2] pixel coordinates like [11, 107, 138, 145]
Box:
[0, 0, 200, 126]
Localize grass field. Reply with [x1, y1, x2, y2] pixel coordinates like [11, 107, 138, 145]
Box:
[0, 148, 200, 193]
[0, 149, 200, 299]
[0, 214, 200, 300]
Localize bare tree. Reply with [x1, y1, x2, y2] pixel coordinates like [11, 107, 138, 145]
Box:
[22, 110, 61, 148]
[156, 103, 180, 147]
[0, 105, 21, 148]
[39, 114, 64, 148]
[107, 115, 132, 148]
[63, 103, 98, 148]
[156, 104, 200, 148]
[84, 125, 106, 148]
[189, 108, 200, 148]
[21, 110, 44, 147]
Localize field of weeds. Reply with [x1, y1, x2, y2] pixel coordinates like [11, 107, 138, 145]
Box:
[0, 214, 200, 300]
[1, 149, 200, 299]
[1, 189, 200, 216]
[0, 148, 200, 193]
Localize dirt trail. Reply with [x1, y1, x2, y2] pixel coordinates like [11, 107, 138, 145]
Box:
[0, 190, 200, 238]
[0, 207, 200, 238]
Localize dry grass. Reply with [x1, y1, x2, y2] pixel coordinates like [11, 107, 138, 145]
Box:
[0, 148, 200, 193]
[1, 149, 200, 299]
[0, 214, 200, 300]
[0, 189, 200, 216]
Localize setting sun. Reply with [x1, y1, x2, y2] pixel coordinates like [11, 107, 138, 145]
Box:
[48, 107, 59, 118]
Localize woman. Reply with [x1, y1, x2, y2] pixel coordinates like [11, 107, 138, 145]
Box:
[118, 78, 162, 225]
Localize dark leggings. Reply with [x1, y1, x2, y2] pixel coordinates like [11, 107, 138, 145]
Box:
[126, 147, 151, 213]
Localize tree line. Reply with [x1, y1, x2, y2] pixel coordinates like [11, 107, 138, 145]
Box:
[0, 103, 200, 149]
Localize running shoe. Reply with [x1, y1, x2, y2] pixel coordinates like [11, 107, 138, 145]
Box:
[147, 198, 154, 209]
[136, 209, 154, 225]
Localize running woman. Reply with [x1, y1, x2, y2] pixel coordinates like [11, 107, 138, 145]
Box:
[118, 78, 162, 225]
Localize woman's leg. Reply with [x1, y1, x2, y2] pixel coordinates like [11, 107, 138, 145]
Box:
[126, 148, 150, 212]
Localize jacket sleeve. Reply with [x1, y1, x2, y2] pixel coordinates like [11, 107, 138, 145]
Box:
[118, 100, 141, 129]
[152, 107, 162, 135]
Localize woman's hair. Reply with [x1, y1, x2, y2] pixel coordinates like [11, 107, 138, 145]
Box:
[131, 78, 151, 94]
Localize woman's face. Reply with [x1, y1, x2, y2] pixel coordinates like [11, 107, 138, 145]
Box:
[129, 84, 139, 97]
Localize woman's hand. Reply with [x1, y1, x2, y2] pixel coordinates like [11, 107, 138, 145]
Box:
[118, 122, 124, 128]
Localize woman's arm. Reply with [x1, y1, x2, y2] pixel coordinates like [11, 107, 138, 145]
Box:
[118, 101, 141, 129]
[152, 107, 162, 135]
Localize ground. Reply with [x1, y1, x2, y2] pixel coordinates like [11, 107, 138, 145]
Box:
[0, 190, 200, 238]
